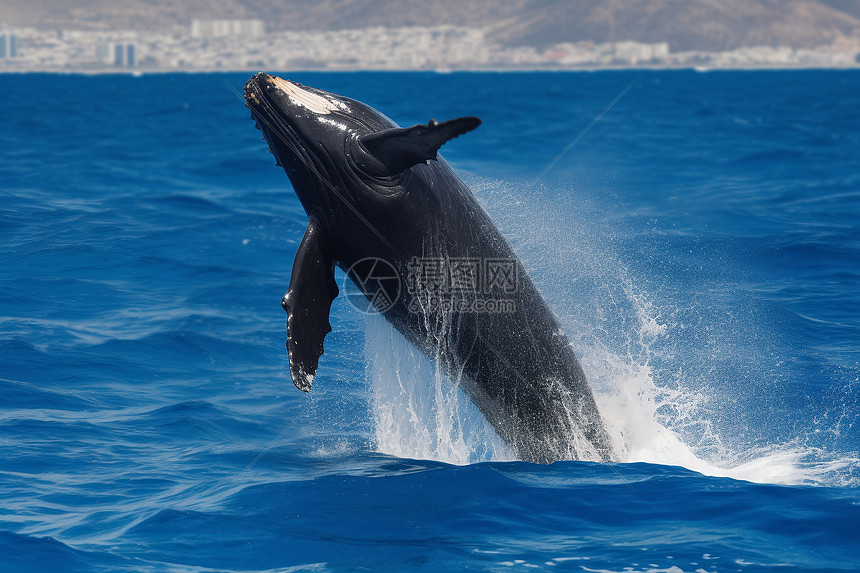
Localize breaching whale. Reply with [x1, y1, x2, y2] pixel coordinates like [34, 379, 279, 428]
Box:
[244, 73, 614, 463]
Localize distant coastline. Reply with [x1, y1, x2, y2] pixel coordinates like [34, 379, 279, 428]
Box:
[3, 63, 860, 75]
[2, 22, 859, 74]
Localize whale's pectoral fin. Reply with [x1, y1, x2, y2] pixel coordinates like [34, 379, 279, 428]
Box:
[281, 220, 339, 392]
[359, 116, 481, 175]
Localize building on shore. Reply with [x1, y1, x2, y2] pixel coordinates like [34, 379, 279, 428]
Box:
[1, 31, 20, 58]
[190, 19, 265, 38]
[96, 42, 136, 67]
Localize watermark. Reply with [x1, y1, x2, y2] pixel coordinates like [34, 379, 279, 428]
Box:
[342, 256, 518, 315]
[342, 257, 401, 314]
[407, 294, 516, 314]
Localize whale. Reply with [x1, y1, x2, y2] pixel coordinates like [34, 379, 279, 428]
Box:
[244, 73, 614, 463]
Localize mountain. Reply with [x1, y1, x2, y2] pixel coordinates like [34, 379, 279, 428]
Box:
[818, 0, 860, 19]
[483, 0, 860, 51]
[2, 0, 860, 52]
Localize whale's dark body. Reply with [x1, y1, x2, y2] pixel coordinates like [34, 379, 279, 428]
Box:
[244, 73, 614, 463]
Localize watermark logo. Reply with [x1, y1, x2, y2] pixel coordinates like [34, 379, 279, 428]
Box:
[406, 257, 518, 314]
[343, 257, 519, 315]
[342, 257, 401, 314]
[406, 257, 518, 295]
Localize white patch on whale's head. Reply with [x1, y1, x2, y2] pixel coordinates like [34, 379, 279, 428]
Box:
[268, 75, 347, 115]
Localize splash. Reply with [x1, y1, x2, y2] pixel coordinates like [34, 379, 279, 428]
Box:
[582, 277, 859, 486]
[364, 175, 858, 486]
[365, 313, 515, 464]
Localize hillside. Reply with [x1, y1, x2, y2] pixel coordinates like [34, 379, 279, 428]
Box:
[2, 0, 860, 52]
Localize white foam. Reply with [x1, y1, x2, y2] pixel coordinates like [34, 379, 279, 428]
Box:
[365, 313, 515, 465]
[362, 175, 858, 486]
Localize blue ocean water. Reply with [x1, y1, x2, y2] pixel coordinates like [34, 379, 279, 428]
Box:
[1, 70, 859, 572]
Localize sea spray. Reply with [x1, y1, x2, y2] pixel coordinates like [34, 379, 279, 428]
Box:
[365, 312, 515, 464]
[360, 174, 857, 485]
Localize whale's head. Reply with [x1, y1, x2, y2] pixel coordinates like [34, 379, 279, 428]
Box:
[244, 73, 480, 232]
[244, 73, 373, 213]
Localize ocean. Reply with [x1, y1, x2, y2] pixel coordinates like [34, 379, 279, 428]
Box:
[1, 70, 858, 572]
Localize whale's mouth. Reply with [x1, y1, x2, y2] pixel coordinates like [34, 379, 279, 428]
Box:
[244, 72, 352, 220]
[244, 73, 287, 133]
[244, 73, 314, 168]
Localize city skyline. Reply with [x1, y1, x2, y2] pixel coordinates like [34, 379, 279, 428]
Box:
[2, 0, 860, 72]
